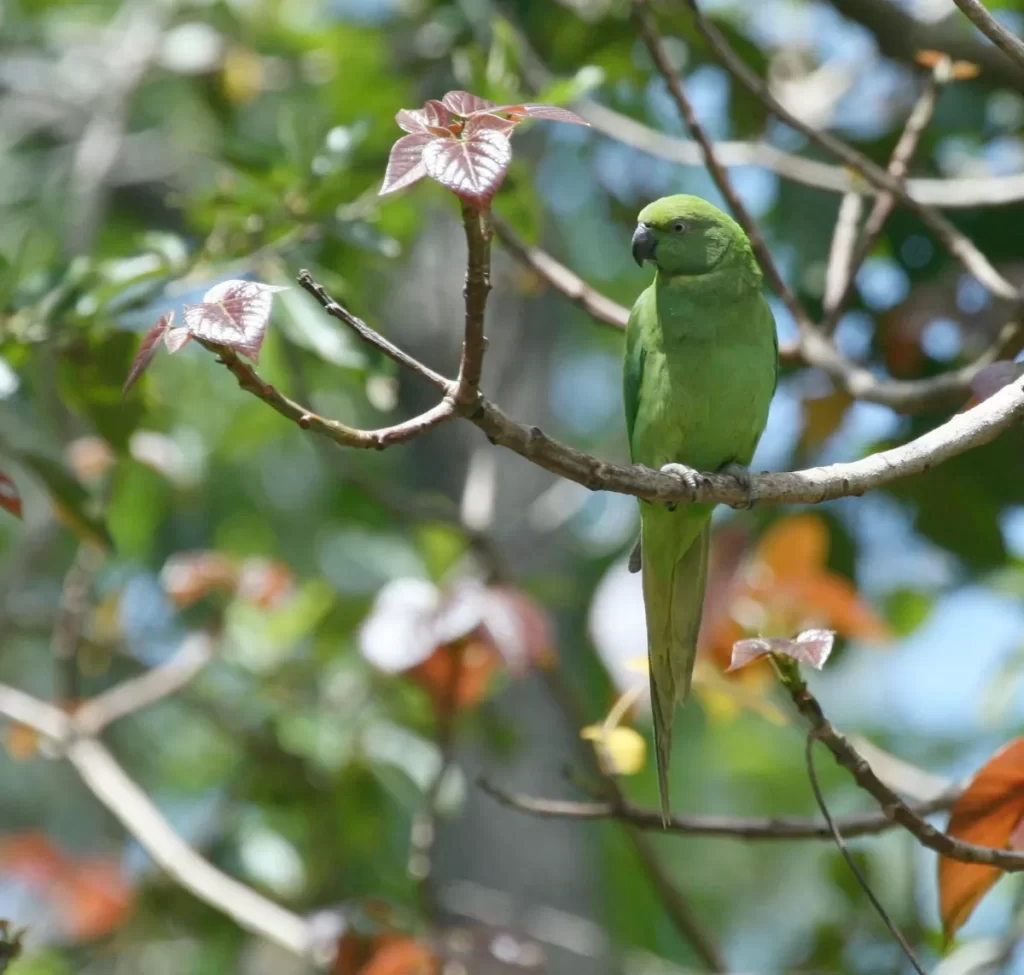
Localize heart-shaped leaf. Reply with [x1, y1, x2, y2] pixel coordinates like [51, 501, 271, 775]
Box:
[463, 113, 520, 139]
[395, 99, 452, 134]
[164, 327, 192, 354]
[490, 103, 590, 125]
[122, 311, 173, 396]
[728, 628, 836, 672]
[0, 472, 21, 519]
[183, 280, 287, 362]
[422, 129, 512, 205]
[442, 90, 496, 116]
[380, 133, 436, 196]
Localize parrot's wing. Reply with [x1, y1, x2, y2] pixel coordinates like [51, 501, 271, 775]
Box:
[623, 299, 648, 459]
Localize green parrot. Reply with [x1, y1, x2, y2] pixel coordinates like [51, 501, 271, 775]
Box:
[624, 195, 778, 821]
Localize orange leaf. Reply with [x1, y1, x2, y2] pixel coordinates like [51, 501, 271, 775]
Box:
[407, 639, 500, 712]
[3, 724, 39, 762]
[785, 574, 891, 641]
[939, 739, 1024, 942]
[757, 514, 828, 579]
[60, 859, 133, 940]
[361, 937, 438, 975]
[160, 551, 240, 608]
[0, 833, 69, 888]
[0, 472, 22, 519]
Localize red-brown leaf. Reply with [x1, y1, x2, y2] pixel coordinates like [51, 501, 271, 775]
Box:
[422, 129, 512, 205]
[380, 133, 435, 196]
[463, 113, 520, 138]
[728, 628, 835, 672]
[123, 311, 173, 395]
[442, 90, 496, 116]
[183, 280, 286, 362]
[0, 472, 22, 519]
[490, 103, 589, 126]
[61, 859, 133, 940]
[939, 738, 1024, 942]
[160, 550, 240, 608]
[483, 586, 556, 674]
[395, 99, 453, 134]
[361, 936, 439, 975]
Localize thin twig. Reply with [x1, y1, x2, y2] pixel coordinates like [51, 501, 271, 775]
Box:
[773, 660, 1024, 871]
[537, 668, 726, 971]
[632, 0, 809, 334]
[805, 733, 928, 975]
[479, 779, 958, 840]
[296, 269, 449, 392]
[822, 61, 949, 332]
[951, 0, 1024, 73]
[684, 0, 1019, 303]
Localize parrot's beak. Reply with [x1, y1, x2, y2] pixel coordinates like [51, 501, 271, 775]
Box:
[631, 223, 657, 266]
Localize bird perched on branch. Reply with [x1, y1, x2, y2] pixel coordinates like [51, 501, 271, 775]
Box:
[624, 195, 778, 822]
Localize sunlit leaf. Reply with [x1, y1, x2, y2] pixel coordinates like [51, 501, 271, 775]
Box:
[361, 937, 438, 975]
[2, 723, 39, 761]
[939, 738, 1024, 942]
[0, 472, 21, 519]
[395, 99, 453, 134]
[408, 638, 501, 713]
[728, 628, 836, 672]
[490, 103, 590, 125]
[237, 557, 294, 609]
[163, 327, 192, 354]
[122, 311, 173, 395]
[183, 280, 287, 362]
[61, 859, 134, 940]
[380, 133, 435, 196]
[581, 725, 646, 776]
[482, 586, 556, 673]
[359, 578, 445, 673]
[442, 90, 496, 115]
[422, 129, 512, 205]
[758, 513, 829, 579]
[462, 112, 520, 138]
[160, 550, 240, 608]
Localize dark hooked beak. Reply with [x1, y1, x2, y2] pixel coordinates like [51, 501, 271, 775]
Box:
[631, 223, 657, 266]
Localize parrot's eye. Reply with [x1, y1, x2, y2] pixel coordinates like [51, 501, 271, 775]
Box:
[671, 221, 687, 234]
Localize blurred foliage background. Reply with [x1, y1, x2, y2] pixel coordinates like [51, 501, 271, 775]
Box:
[2, 0, 1024, 971]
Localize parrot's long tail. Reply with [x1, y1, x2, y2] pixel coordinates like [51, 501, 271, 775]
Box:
[641, 509, 712, 826]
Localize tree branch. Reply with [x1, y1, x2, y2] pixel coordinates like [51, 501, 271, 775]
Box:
[822, 61, 948, 333]
[685, 0, 1019, 304]
[455, 203, 493, 407]
[0, 638, 329, 964]
[577, 99, 1024, 208]
[823, 190, 864, 322]
[479, 779, 957, 840]
[775, 660, 1024, 871]
[950, 0, 1024, 74]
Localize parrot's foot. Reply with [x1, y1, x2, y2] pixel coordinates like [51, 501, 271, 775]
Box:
[628, 536, 642, 573]
[659, 463, 701, 511]
[719, 461, 755, 509]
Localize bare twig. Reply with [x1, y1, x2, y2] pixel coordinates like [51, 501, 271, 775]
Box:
[296, 269, 449, 392]
[774, 660, 1024, 871]
[576, 100, 1024, 208]
[805, 733, 928, 975]
[951, 0, 1024, 74]
[455, 203, 492, 407]
[479, 780, 958, 840]
[685, 0, 1019, 303]
[822, 61, 948, 332]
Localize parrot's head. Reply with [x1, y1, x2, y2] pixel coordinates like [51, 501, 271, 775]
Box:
[631, 195, 750, 277]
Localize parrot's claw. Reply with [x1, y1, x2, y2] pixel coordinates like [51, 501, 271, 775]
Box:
[659, 463, 701, 511]
[628, 536, 642, 573]
[720, 461, 756, 509]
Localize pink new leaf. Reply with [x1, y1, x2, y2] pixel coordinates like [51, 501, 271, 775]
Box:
[728, 628, 836, 672]
[395, 99, 453, 134]
[163, 327, 192, 354]
[381, 133, 436, 196]
[463, 113, 520, 138]
[422, 129, 512, 206]
[442, 90, 496, 116]
[123, 311, 174, 396]
[489, 103, 590, 126]
[183, 280, 287, 362]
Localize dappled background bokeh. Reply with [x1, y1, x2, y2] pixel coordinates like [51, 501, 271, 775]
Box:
[2, 0, 1024, 971]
